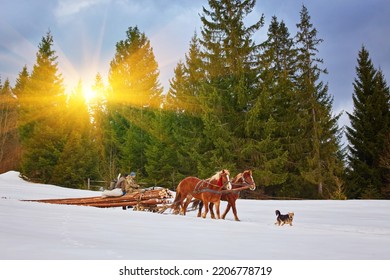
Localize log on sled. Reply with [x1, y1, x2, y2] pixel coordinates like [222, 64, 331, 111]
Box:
[23, 188, 173, 211]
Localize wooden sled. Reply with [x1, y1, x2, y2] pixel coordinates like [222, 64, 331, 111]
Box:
[23, 188, 173, 210]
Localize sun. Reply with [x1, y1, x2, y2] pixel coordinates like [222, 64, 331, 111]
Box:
[83, 84, 97, 104]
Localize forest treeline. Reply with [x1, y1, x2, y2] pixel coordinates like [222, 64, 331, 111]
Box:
[1, 0, 389, 199]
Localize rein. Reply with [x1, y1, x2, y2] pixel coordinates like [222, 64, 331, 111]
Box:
[231, 182, 252, 187]
[193, 178, 230, 194]
[194, 185, 252, 195]
[192, 172, 254, 195]
[220, 185, 251, 194]
[231, 173, 255, 188]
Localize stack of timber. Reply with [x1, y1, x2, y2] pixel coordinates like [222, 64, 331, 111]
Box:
[24, 188, 173, 212]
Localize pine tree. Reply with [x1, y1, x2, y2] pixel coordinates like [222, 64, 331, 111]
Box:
[294, 5, 343, 197]
[145, 34, 207, 186]
[89, 73, 113, 181]
[245, 16, 297, 194]
[165, 33, 205, 180]
[19, 31, 67, 183]
[346, 47, 390, 198]
[0, 78, 20, 172]
[108, 26, 163, 177]
[198, 0, 263, 175]
[109, 26, 163, 109]
[166, 33, 204, 115]
[380, 131, 390, 198]
[89, 73, 107, 126]
[200, 0, 263, 114]
[165, 61, 187, 112]
[144, 108, 180, 188]
[12, 66, 30, 169]
[50, 81, 99, 188]
[0, 78, 12, 163]
[13, 66, 30, 99]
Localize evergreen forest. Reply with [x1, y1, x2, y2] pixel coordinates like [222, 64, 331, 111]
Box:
[1, 0, 389, 199]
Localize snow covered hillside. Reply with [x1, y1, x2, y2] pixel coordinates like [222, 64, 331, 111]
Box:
[1, 171, 390, 260]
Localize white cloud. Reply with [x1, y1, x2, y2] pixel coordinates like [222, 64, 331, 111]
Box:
[55, 0, 107, 19]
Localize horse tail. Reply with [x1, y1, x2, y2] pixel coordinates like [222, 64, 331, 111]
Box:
[171, 184, 182, 210]
[172, 191, 181, 206]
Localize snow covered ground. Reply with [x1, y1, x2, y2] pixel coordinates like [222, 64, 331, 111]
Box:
[1, 170, 390, 260]
[1, 171, 390, 279]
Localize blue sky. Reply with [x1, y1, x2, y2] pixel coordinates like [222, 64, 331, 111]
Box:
[1, 0, 389, 133]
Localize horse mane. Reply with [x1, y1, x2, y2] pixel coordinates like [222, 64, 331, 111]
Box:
[231, 170, 252, 184]
[234, 172, 243, 181]
[209, 169, 230, 181]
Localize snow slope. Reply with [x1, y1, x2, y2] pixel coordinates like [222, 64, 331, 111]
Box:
[1, 171, 390, 260]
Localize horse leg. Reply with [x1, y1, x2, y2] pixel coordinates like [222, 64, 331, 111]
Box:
[231, 200, 240, 221]
[202, 201, 209, 219]
[209, 202, 216, 219]
[181, 194, 192, 216]
[222, 202, 231, 220]
[197, 200, 203, 218]
[177, 197, 184, 215]
[181, 194, 189, 211]
[214, 201, 221, 219]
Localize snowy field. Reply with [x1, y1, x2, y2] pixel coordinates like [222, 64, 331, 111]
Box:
[1, 170, 390, 260]
[1, 171, 390, 279]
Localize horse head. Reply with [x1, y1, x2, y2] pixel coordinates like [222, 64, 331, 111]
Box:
[220, 169, 232, 190]
[241, 170, 256, 190]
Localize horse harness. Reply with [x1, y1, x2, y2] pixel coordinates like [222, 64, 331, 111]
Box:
[192, 172, 254, 195]
[193, 177, 229, 195]
[231, 173, 254, 188]
[220, 173, 255, 194]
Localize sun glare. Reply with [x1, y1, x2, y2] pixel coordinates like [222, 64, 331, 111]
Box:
[83, 85, 97, 104]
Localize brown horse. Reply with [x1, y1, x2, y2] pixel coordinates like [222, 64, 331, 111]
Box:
[171, 169, 232, 219]
[197, 170, 256, 221]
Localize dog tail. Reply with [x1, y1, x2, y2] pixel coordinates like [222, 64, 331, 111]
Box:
[275, 210, 281, 216]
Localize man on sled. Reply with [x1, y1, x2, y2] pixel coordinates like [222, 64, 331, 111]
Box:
[101, 172, 140, 198]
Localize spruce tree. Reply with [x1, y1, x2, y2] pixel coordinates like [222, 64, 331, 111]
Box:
[0, 78, 19, 172]
[346, 47, 390, 198]
[294, 5, 343, 197]
[166, 61, 188, 112]
[161, 62, 195, 183]
[12, 66, 29, 169]
[89, 73, 112, 181]
[178, 33, 206, 173]
[19, 31, 67, 183]
[166, 33, 204, 115]
[108, 26, 163, 177]
[165, 34, 205, 180]
[198, 0, 263, 175]
[144, 108, 180, 188]
[246, 16, 297, 194]
[51, 81, 98, 188]
[380, 132, 390, 198]
[109, 26, 163, 109]
[13, 66, 30, 99]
